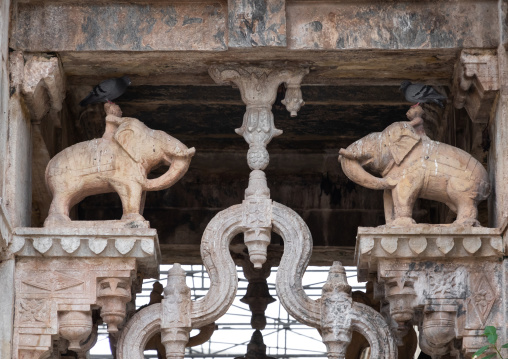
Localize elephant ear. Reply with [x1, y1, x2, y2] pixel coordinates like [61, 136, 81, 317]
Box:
[113, 121, 143, 163]
[387, 123, 421, 165]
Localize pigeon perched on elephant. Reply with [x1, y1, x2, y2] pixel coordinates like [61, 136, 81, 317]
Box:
[339, 107, 489, 227]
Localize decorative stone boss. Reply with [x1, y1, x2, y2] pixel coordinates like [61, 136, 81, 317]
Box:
[339, 106, 490, 227]
[44, 104, 195, 226]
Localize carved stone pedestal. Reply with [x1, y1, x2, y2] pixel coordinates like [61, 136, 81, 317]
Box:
[11, 227, 160, 359]
[356, 226, 504, 358]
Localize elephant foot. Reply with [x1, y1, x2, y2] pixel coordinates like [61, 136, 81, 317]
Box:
[121, 213, 146, 222]
[390, 217, 417, 227]
[453, 218, 481, 227]
[44, 213, 71, 227]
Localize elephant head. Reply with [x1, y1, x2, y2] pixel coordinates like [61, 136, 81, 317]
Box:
[338, 120, 421, 190]
[114, 118, 195, 191]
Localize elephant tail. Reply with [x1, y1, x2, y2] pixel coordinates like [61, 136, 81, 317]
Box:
[44, 158, 53, 196]
[479, 180, 491, 201]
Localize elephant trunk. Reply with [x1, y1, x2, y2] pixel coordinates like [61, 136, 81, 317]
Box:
[340, 156, 394, 191]
[143, 148, 195, 191]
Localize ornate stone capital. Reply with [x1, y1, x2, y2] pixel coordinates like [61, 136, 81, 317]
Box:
[453, 50, 500, 123]
[209, 64, 308, 170]
[10, 51, 66, 123]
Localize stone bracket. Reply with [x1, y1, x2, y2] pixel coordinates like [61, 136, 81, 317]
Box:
[453, 50, 499, 123]
[10, 227, 161, 278]
[209, 64, 308, 170]
[14, 257, 137, 358]
[10, 51, 66, 123]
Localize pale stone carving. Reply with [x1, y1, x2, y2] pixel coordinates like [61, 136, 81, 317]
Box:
[96, 278, 131, 333]
[44, 103, 195, 227]
[209, 64, 308, 268]
[271, 201, 397, 358]
[208, 65, 308, 171]
[58, 310, 93, 351]
[356, 227, 503, 358]
[453, 50, 500, 123]
[118, 203, 244, 358]
[13, 257, 138, 358]
[339, 105, 490, 226]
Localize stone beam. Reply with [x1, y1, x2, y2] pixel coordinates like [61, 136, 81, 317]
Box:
[287, 1, 498, 50]
[228, 0, 286, 47]
[11, 1, 499, 52]
[11, 2, 227, 52]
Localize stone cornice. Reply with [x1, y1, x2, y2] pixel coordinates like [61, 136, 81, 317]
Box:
[10, 227, 160, 278]
[355, 226, 503, 281]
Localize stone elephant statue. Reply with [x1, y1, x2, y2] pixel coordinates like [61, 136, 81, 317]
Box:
[44, 104, 195, 226]
[338, 108, 490, 227]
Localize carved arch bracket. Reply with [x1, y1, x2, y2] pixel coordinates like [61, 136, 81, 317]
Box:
[117, 205, 244, 359]
[453, 50, 499, 123]
[273, 202, 397, 358]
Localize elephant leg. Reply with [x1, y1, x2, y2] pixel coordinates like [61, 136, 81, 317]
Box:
[390, 175, 423, 226]
[44, 194, 72, 226]
[111, 180, 145, 221]
[383, 189, 395, 224]
[453, 199, 480, 226]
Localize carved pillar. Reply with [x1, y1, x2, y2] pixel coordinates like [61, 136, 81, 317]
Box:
[161, 264, 192, 359]
[209, 64, 308, 268]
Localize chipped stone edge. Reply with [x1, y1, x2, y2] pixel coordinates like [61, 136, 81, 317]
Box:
[9, 227, 161, 277]
[0, 203, 13, 251]
[355, 226, 504, 281]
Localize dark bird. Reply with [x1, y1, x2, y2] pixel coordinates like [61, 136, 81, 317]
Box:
[79, 76, 131, 106]
[400, 80, 447, 108]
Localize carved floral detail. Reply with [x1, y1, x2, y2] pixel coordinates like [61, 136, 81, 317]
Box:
[18, 299, 50, 325]
[467, 273, 496, 327]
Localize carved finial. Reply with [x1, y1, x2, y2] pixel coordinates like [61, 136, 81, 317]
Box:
[282, 84, 305, 117]
[164, 263, 188, 297]
[105, 102, 122, 117]
[323, 261, 352, 295]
